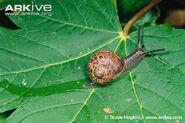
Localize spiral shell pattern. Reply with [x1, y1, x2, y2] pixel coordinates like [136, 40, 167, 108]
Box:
[88, 50, 124, 85]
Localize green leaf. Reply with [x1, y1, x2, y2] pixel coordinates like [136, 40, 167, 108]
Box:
[0, 0, 31, 10]
[0, 0, 6, 9]
[0, 114, 5, 123]
[0, 0, 121, 122]
[125, 26, 185, 123]
[1, 0, 185, 123]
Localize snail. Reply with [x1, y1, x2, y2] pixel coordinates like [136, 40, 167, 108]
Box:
[87, 27, 165, 85]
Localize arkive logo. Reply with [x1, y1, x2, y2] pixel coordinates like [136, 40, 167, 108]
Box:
[5, 3, 52, 16]
[5, 3, 52, 12]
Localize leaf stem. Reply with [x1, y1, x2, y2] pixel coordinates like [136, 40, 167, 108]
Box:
[123, 0, 162, 37]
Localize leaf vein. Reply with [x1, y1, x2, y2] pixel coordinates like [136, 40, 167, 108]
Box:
[135, 83, 185, 114]
[0, 47, 45, 63]
[0, 36, 119, 76]
[39, 15, 119, 33]
[69, 88, 95, 123]
[129, 72, 146, 123]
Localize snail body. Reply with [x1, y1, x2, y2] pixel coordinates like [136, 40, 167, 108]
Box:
[87, 27, 165, 85]
[88, 48, 147, 85]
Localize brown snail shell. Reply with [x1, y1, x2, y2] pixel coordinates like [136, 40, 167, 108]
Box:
[88, 50, 124, 85]
[87, 27, 165, 86]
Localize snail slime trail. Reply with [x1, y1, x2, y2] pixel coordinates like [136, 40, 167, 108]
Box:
[87, 27, 165, 86]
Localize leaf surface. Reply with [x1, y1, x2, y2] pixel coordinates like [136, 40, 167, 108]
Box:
[0, 0, 185, 123]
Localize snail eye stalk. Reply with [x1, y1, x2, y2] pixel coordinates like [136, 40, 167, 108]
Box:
[137, 26, 145, 49]
[144, 48, 165, 55]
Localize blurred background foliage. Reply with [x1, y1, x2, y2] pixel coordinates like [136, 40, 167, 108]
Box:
[117, 0, 185, 29]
